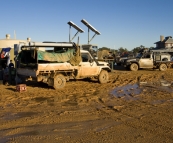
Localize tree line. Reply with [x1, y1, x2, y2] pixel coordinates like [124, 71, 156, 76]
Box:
[99, 45, 155, 55]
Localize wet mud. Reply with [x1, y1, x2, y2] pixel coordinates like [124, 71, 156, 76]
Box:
[0, 68, 173, 143]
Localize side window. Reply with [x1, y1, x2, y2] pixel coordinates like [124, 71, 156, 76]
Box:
[81, 53, 90, 62]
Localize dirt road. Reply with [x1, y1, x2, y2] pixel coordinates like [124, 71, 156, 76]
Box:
[0, 67, 173, 143]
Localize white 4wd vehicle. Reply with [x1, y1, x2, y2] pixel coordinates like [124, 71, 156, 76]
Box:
[123, 49, 173, 71]
[15, 42, 111, 89]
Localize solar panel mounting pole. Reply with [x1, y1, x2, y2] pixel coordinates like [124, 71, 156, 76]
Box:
[81, 19, 101, 44]
[67, 21, 84, 42]
[71, 31, 80, 42]
[89, 33, 97, 44]
[69, 25, 71, 42]
[88, 28, 89, 44]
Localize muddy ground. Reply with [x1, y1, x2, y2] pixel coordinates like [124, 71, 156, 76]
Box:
[0, 66, 173, 143]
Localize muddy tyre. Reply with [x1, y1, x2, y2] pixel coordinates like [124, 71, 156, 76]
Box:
[98, 70, 109, 83]
[130, 63, 138, 71]
[159, 64, 167, 71]
[54, 74, 66, 89]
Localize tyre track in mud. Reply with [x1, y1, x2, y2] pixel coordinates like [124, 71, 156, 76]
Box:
[0, 69, 173, 142]
[94, 96, 173, 141]
[91, 70, 173, 141]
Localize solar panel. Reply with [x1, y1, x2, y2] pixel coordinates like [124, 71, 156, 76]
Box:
[67, 21, 84, 33]
[81, 19, 101, 35]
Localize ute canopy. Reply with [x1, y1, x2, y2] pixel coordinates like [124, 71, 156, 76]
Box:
[16, 42, 82, 67]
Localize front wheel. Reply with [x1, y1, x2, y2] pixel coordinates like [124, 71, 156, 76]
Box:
[159, 64, 167, 71]
[54, 74, 66, 89]
[130, 63, 138, 71]
[98, 70, 109, 83]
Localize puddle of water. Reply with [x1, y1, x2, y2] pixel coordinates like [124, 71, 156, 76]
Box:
[121, 94, 140, 101]
[140, 82, 173, 93]
[158, 86, 173, 93]
[160, 79, 172, 87]
[151, 98, 173, 105]
[111, 80, 173, 101]
[110, 84, 142, 100]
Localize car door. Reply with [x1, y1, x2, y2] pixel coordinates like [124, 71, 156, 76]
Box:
[139, 53, 153, 68]
[79, 53, 99, 77]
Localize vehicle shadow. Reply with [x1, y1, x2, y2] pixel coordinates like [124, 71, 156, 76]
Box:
[69, 78, 99, 83]
[113, 65, 127, 71]
[5, 87, 16, 92]
[18, 79, 98, 89]
[26, 81, 54, 89]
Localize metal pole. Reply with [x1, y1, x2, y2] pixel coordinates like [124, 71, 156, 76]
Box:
[88, 28, 89, 44]
[89, 33, 97, 43]
[71, 31, 80, 41]
[69, 25, 71, 42]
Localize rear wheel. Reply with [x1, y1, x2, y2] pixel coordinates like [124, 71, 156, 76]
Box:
[130, 63, 138, 71]
[54, 74, 66, 89]
[159, 64, 167, 71]
[98, 70, 109, 83]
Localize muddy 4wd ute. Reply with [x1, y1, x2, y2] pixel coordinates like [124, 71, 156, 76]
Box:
[123, 48, 173, 71]
[14, 42, 111, 89]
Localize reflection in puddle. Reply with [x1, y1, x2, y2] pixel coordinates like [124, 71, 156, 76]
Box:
[111, 80, 173, 101]
[151, 98, 173, 105]
[156, 86, 173, 93]
[140, 80, 173, 93]
[110, 84, 142, 100]
[160, 79, 172, 86]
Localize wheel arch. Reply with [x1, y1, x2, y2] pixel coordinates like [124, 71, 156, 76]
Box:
[101, 67, 112, 72]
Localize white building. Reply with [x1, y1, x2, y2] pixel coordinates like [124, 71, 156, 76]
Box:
[0, 34, 32, 68]
[0, 34, 47, 66]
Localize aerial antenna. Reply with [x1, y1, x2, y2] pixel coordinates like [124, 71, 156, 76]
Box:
[14, 30, 16, 39]
[81, 19, 101, 44]
[67, 21, 84, 42]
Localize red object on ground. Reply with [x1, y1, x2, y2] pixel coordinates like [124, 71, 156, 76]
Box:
[16, 84, 27, 92]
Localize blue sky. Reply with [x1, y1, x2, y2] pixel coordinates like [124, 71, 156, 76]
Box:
[0, 0, 173, 50]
